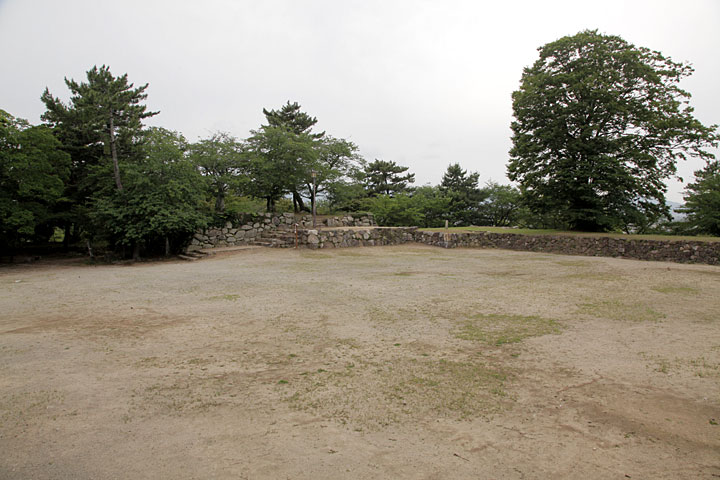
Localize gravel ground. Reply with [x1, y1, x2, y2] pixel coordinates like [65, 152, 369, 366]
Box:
[1, 245, 719, 479]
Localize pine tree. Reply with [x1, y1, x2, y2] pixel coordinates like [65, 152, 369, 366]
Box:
[42, 65, 158, 192]
[364, 159, 415, 196]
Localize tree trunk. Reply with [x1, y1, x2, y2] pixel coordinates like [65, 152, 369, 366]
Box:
[132, 242, 140, 261]
[63, 223, 71, 252]
[293, 191, 306, 212]
[165, 236, 170, 256]
[109, 114, 123, 191]
[215, 193, 225, 213]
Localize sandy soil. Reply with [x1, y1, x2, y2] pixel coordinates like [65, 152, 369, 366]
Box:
[1, 245, 718, 479]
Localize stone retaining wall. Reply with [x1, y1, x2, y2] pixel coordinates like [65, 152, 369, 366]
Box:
[187, 212, 375, 251]
[187, 215, 720, 265]
[302, 227, 416, 249]
[413, 230, 720, 265]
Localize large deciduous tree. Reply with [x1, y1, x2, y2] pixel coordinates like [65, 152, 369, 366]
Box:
[91, 127, 207, 257]
[0, 110, 70, 249]
[244, 125, 317, 212]
[262, 101, 324, 212]
[508, 30, 718, 232]
[302, 136, 362, 216]
[190, 132, 246, 213]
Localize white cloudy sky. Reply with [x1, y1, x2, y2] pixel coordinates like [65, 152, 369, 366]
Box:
[1, 0, 718, 202]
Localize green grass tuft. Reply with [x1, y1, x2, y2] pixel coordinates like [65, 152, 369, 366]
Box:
[455, 313, 561, 346]
[579, 300, 664, 322]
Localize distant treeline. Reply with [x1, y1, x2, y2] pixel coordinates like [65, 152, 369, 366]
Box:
[3, 32, 720, 259]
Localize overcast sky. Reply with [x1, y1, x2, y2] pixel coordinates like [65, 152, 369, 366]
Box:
[1, 0, 718, 202]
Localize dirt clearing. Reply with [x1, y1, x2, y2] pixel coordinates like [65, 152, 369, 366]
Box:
[1, 245, 719, 479]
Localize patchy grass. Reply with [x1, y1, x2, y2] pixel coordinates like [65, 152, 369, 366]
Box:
[284, 355, 511, 428]
[206, 294, 241, 301]
[580, 300, 665, 322]
[563, 272, 625, 282]
[455, 313, 562, 346]
[299, 252, 334, 259]
[554, 260, 590, 267]
[640, 353, 720, 378]
[651, 285, 701, 295]
[0, 390, 65, 428]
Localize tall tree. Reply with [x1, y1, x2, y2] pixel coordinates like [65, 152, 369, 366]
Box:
[42, 65, 158, 192]
[508, 30, 718, 232]
[364, 159, 415, 196]
[477, 182, 522, 227]
[680, 161, 720, 235]
[190, 132, 246, 213]
[301, 136, 362, 216]
[244, 126, 317, 212]
[0, 110, 70, 249]
[263, 101, 324, 138]
[262, 101, 324, 211]
[439, 163, 483, 225]
[91, 127, 207, 258]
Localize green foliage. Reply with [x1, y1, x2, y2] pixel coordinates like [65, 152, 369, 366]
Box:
[409, 186, 452, 227]
[0, 110, 71, 248]
[246, 102, 362, 214]
[244, 125, 318, 212]
[41, 65, 158, 249]
[364, 187, 449, 227]
[90, 127, 207, 254]
[260, 102, 325, 212]
[439, 163, 483, 225]
[364, 159, 415, 196]
[305, 136, 362, 200]
[681, 161, 720, 235]
[263, 101, 324, 138]
[508, 30, 718, 232]
[42, 65, 158, 192]
[366, 194, 423, 226]
[189, 131, 246, 213]
[477, 182, 522, 227]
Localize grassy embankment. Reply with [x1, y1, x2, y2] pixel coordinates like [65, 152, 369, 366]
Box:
[420, 226, 720, 243]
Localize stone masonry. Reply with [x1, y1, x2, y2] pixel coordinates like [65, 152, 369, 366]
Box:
[186, 214, 720, 266]
[187, 212, 376, 251]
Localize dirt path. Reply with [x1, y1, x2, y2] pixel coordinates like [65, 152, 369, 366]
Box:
[1, 246, 718, 479]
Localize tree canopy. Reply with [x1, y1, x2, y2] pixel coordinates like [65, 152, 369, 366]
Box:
[364, 159, 415, 196]
[0, 110, 70, 248]
[440, 163, 483, 225]
[507, 30, 718, 232]
[681, 161, 720, 235]
[91, 127, 207, 256]
[263, 101, 324, 138]
[42, 65, 158, 192]
[190, 132, 246, 213]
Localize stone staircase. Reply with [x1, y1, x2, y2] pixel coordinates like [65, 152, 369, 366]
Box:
[177, 249, 215, 261]
[253, 228, 297, 248]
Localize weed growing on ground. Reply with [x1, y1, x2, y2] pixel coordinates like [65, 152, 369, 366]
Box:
[284, 354, 511, 429]
[207, 294, 241, 301]
[579, 300, 664, 322]
[651, 285, 701, 295]
[554, 260, 590, 267]
[455, 313, 561, 346]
